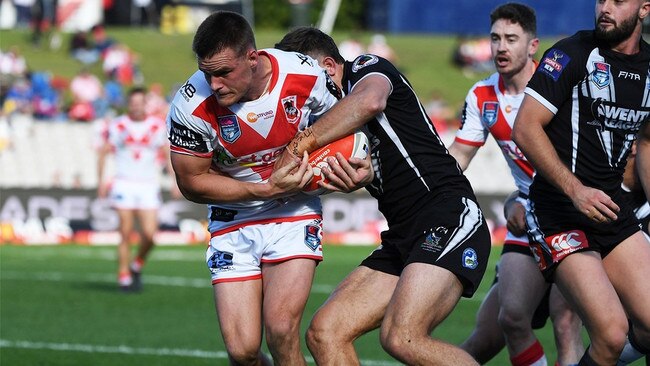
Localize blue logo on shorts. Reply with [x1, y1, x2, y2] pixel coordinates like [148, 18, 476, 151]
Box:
[207, 250, 234, 272]
[462, 248, 478, 269]
[304, 221, 322, 251]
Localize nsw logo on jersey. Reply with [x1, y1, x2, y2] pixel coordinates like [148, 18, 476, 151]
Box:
[481, 102, 499, 127]
[218, 115, 241, 143]
[352, 54, 379, 72]
[281, 95, 301, 124]
[539, 48, 570, 81]
[591, 62, 611, 89]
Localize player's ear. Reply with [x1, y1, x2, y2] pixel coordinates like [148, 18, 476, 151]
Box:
[529, 37, 539, 58]
[321, 56, 338, 77]
[640, 1, 650, 19]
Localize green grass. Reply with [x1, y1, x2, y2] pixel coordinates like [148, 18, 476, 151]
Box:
[2, 243, 629, 366]
[0, 27, 559, 112]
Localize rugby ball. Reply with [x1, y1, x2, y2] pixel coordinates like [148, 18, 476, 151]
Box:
[303, 131, 369, 196]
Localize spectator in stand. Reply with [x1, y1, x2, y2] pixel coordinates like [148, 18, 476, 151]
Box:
[91, 24, 115, 58]
[338, 35, 365, 61]
[69, 31, 100, 65]
[144, 82, 168, 120]
[31, 0, 58, 47]
[102, 44, 140, 86]
[104, 71, 125, 115]
[2, 76, 33, 116]
[68, 67, 104, 122]
[31, 71, 61, 120]
[452, 36, 494, 76]
[14, 0, 35, 28]
[0, 47, 28, 77]
[424, 90, 458, 136]
[367, 33, 397, 64]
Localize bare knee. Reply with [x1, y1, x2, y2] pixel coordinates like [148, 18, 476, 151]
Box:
[591, 320, 628, 358]
[265, 315, 300, 348]
[498, 305, 530, 335]
[379, 323, 415, 360]
[306, 311, 342, 352]
[226, 343, 261, 366]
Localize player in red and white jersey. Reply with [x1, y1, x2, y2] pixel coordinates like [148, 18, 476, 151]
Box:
[166, 11, 343, 366]
[449, 4, 583, 366]
[97, 87, 172, 292]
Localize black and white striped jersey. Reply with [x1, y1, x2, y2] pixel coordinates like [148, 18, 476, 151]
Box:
[525, 30, 650, 203]
[342, 54, 475, 225]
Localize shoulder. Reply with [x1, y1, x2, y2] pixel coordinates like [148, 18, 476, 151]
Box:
[261, 48, 323, 77]
[169, 70, 213, 114]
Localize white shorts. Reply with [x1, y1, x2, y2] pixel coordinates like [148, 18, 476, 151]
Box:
[109, 180, 161, 210]
[206, 218, 324, 284]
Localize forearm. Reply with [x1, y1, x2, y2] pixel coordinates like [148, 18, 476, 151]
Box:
[176, 173, 279, 204]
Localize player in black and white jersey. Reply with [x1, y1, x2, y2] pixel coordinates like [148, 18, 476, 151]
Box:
[276, 28, 491, 365]
[512, 0, 650, 364]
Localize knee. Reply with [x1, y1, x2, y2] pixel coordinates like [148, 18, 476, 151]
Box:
[306, 312, 337, 352]
[592, 321, 628, 357]
[226, 344, 260, 366]
[379, 323, 413, 360]
[498, 306, 530, 334]
[551, 307, 582, 340]
[265, 316, 300, 345]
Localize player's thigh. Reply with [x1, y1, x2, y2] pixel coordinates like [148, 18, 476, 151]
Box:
[603, 231, 650, 326]
[261, 258, 317, 322]
[311, 266, 398, 336]
[498, 251, 548, 314]
[116, 209, 135, 234]
[383, 262, 464, 335]
[136, 208, 158, 238]
[554, 251, 626, 333]
[213, 280, 265, 349]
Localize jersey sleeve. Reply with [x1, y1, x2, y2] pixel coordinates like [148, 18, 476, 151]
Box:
[347, 54, 395, 95]
[306, 70, 340, 123]
[455, 86, 488, 147]
[525, 35, 585, 114]
[166, 99, 215, 158]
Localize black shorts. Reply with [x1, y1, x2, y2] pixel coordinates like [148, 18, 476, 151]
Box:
[526, 191, 642, 281]
[360, 195, 491, 297]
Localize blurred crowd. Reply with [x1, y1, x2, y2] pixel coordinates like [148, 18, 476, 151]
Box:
[0, 26, 172, 126]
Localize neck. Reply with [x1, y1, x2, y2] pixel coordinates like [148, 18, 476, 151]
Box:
[607, 26, 642, 55]
[501, 60, 536, 95]
[251, 53, 272, 100]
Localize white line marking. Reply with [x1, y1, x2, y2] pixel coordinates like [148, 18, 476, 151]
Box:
[0, 339, 402, 366]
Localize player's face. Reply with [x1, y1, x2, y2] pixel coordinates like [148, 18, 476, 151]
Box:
[595, 0, 646, 45]
[127, 92, 147, 121]
[490, 19, 536, 77]
[199, 47, 255, 107]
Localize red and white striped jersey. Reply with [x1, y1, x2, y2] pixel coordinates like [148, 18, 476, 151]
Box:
[101, 114, 167, 182]
[456, 72, 534, 195]
[166, 48, 339, 234]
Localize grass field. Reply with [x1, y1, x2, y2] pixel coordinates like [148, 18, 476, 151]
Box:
[1, 243, 624, 366]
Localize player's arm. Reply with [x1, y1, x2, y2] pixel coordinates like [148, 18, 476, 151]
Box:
[287, 74, 391, 156]
[96, 141, 112, 198]
[636, 120, 650, 201]
[503, 190, 527, 237]
[512, 95, 619, 222]
[170, 151, 313, 204]
[447, 142, 480, 171]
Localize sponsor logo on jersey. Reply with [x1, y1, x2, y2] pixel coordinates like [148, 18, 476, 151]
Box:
[304, 220, 323, 251]
[239, 147, 284, 167]
[481, 102, 499, 127]
[169, 119, 210, 153]
[591, 62, 611, 89]
[281, 95, 301, 124]
[544, 230, 588, 264]
[246, 110, 274, 123]
[207, 249, 234, 273]
[210, 207, 238, 222]
[179, 80, 196, 101]
[352, 54, 379, 72]
[591, 98, 649, 131]
[462, 248, 478, 269]
[618, 70, 641, 80]
[218, 115, 241, 143]
[539, 49, 570, 81]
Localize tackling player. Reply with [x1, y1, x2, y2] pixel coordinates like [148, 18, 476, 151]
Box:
[448, 3, 584, 365]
